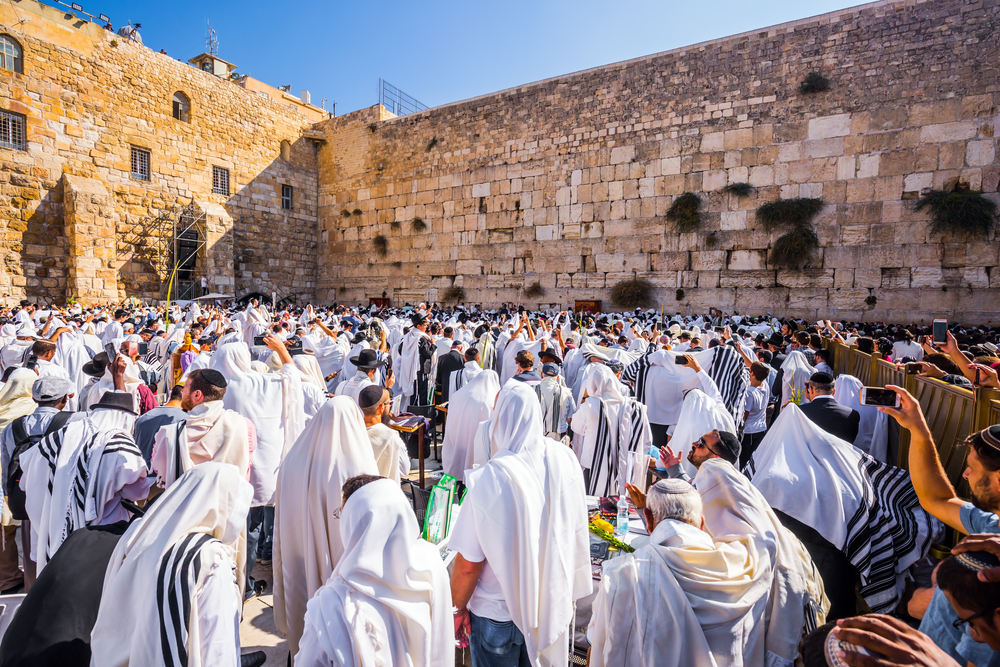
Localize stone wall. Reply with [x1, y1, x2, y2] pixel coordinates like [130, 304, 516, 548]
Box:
[315, 0, 1000, 323]
[0, 0, 320, 305]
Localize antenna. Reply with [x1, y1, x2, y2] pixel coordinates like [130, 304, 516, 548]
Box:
[206, 20, 218, 56]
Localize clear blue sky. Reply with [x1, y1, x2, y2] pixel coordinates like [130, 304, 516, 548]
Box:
[89, 0, 869, 115]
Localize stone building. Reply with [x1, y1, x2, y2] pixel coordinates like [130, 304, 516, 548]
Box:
[2, 0, 1000, 322]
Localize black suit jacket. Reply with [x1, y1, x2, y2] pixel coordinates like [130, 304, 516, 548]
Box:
[798, 395, 860, 444]
[435, 349, 465, 403]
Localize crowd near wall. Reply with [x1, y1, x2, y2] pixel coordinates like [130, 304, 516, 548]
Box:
[315, 0, 1000, 323]
[0, 0, 320, 305]
[1, 0, 999, 321]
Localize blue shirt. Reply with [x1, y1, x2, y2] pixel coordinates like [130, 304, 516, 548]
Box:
[919, 503, 1000, 667]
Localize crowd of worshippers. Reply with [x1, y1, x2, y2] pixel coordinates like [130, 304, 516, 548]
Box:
[0, 296, 998, 666]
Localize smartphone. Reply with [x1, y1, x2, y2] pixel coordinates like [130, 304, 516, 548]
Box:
[905, 362, 920, 375]
[714, 327, 724, 333]
[253, 335, 266, 346]
[861, 387, 901, 408]
[287, 341, 304, 356]
[104, 342, 118, 362]
[138, 342, 148, 356]
[933, 319, 947, 344]
[674, 355, 688, 365]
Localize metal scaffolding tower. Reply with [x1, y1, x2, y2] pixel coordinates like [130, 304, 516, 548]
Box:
[118, 203, 207, 300]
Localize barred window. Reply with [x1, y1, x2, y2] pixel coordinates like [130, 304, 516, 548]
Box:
[212, 166, 230, 195]
[130, 146, 150, 181]
[281, 184, 293, 210]
[0, 110, 26, 151]
[0, 35, 22, 74]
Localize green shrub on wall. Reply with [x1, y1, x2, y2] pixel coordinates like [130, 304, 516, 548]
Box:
[611, 277, 655, 309]
[442, 285, 466, 302]
[756, 198, 823, 270]
[524, 281, 545, 298]
[916, 184, 998, 238]
[373, 234, 388, 256]
[666, 193, 702, 233]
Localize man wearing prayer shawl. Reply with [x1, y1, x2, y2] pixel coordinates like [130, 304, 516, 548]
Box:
[20, 362, 153, 576]
[587, 479, 771, 667]
[536, 362, 575, 440]
[571, 364, 651, 496]
[273, 396, 380, 657]
[397, 314, 435, 410]
[448, 346, 483, 398]
[296, 475, 454, 667]
[441, 369, 501, 482]
[450, 382, 591, 667]
[358, 386, 410, 484]
[210, 335, 304, 592]
[90, 463, 257, 667]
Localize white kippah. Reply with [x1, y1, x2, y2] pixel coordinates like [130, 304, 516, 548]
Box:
[651, 478, 693, 495]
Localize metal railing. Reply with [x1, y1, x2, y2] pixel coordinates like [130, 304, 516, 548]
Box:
[378, 78, 428, 117]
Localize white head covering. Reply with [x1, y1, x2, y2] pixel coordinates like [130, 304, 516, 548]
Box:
[834, 374, 890, 461]
[294, 354, 326, 389]
[273, 397, 380, 657]
[581, 363, 624, 403]
[0, 368, 37, 430]
[296, 479, 453, 667]
[780, 350, 813, 406]
[441, 370, 500, 482]
[209, 342, 253, 381]
[91, 463, 252, 667]
[670, 388, 738, 478]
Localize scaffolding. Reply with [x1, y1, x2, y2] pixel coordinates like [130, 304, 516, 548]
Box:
[117, 203, 207, 301]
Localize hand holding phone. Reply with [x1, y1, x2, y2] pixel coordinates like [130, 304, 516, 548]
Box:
[861, 387, 901, 408]
[933, 319, 947, 344]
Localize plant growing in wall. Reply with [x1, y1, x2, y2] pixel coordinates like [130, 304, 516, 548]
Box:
[373, 234, 388, 256]
[666, 192, 702, 233]
[865, 294, 877, 308]
[341, 209, 352, 218]
[390, 220, 400, 231]
[392, 261, 403, 269]
[799, 72, 831, 94]
[443, 285, 466, 302]
[756, 197, 823, 270]
[675, 288, 685, 301]
[705, 233, 718, 249]
[412, 217, 428, 232]
[915, 183, 998, 238]
[426, 137, 438, 152]
[352, 208, 363, 216]
[610, 277, 655, 309]
[722, 182, 753, 197]
[524, 281, 545, 298]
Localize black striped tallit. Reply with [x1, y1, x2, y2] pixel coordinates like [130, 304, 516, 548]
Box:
[746, 450, 935, 613]
[157, 532, 219, 667]
[585, 398, 647, 497]
[621, 348, 654, 404]
[707, 345, 750, 429]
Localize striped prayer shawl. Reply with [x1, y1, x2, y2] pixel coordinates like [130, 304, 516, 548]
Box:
[35, 426, 142, 564]
[621, 348, 654, 404]
[745, 451, 935, 613]
[156, 532, 220, 667]
[707, 345, 750, 429]
[584, 397, 647, 497]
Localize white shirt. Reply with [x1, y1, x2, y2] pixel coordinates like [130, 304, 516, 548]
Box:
[450, 502, 511, 621]
[743, 384, 769, 435]
[891, 340, 923, 362]
[195, 560, 242, 667]
[102, 321, 124, 347]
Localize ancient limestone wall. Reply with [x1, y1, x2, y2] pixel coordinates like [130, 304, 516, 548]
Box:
[316, 0, 1000, 323]
[0, 0, 320, 305]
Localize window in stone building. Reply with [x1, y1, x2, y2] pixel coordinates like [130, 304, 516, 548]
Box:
[213, 166, 230, 195]
[172, 92, 190, 122]
[0, 110, 26, 151]
[130, 146, 150, 181]
[0, 35, 23, 74]
[281, 184, 293, 210]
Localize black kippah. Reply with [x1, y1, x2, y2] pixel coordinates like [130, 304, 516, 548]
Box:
[200, 368, 228, 389]
[716, 430, 741, 463]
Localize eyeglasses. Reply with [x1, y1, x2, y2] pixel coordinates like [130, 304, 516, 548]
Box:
[694, 437, 720, 457]
[952, 606, 999, 630]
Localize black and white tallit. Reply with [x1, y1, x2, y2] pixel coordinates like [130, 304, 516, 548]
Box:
[706, 344, 750, 430]
[746, 404, 942, 613]
[581, 396, 650, 497]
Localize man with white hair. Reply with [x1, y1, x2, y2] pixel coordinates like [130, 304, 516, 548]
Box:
[587, 478, 770, 667]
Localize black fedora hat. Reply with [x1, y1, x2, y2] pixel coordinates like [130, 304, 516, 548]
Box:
[82, 351, 110, 378]
[349, 348, 387, 370]
[766, 332, 785, 347]
[91, 391, 137, 415]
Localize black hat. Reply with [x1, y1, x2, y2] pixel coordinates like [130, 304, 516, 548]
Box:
[410, 313, 427, 326]
[199, 368, 228, 389]
[350, 348, 387, 370]
[358, 384, 388, 409]
[766, 332, 785, 347]
[808, 371, 834, 385]
[716, 430, 741, 463]
[91, 391, 137, 415]
[83, 351, 110, 378]
[538, 348, 562, 364]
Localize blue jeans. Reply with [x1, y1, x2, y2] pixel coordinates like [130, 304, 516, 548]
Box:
[469, 612, 530, 667]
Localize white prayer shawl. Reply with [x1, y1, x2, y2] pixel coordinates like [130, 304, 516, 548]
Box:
[180, 350, 212, 382]
[671, 388, 738, 479]
[834, 374, 890, 461]
[562, 347, 584, 389]
[366, 423, 407, 484]
[21, 408, 150, 572]
[151, 400, 251, 489]
[215, 344, 305, 505]
[90, 463, 252, 667]
[0, 368, 36, 432]
[399, 328, 428, 403]
[573, 365, 651, 496]
[588, 519, 771, 667]
[462, 383, 591, 667]
[295, 479, 454, 667]
[53, 331, 91, 396]
[536, 375, 576, 437]
[0, 323, 15, 349]
[85, 355, 143, 413]
[273, 397, 380, 657]
[0, 340, 32, 373]
[746, 404, 942, 613]
[477, 330, 496, 373]
[448, 360, 482, 398]
[342, 340, 370, 382]
[780, 350, 813, 406]
[294, 354, 327, 389]
[335, 371, 374, 405]
[694, 458, 828, 667]
[441, 370, 500, 481]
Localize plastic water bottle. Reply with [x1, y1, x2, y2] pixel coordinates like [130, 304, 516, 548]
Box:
[615, 496, 630, 538]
